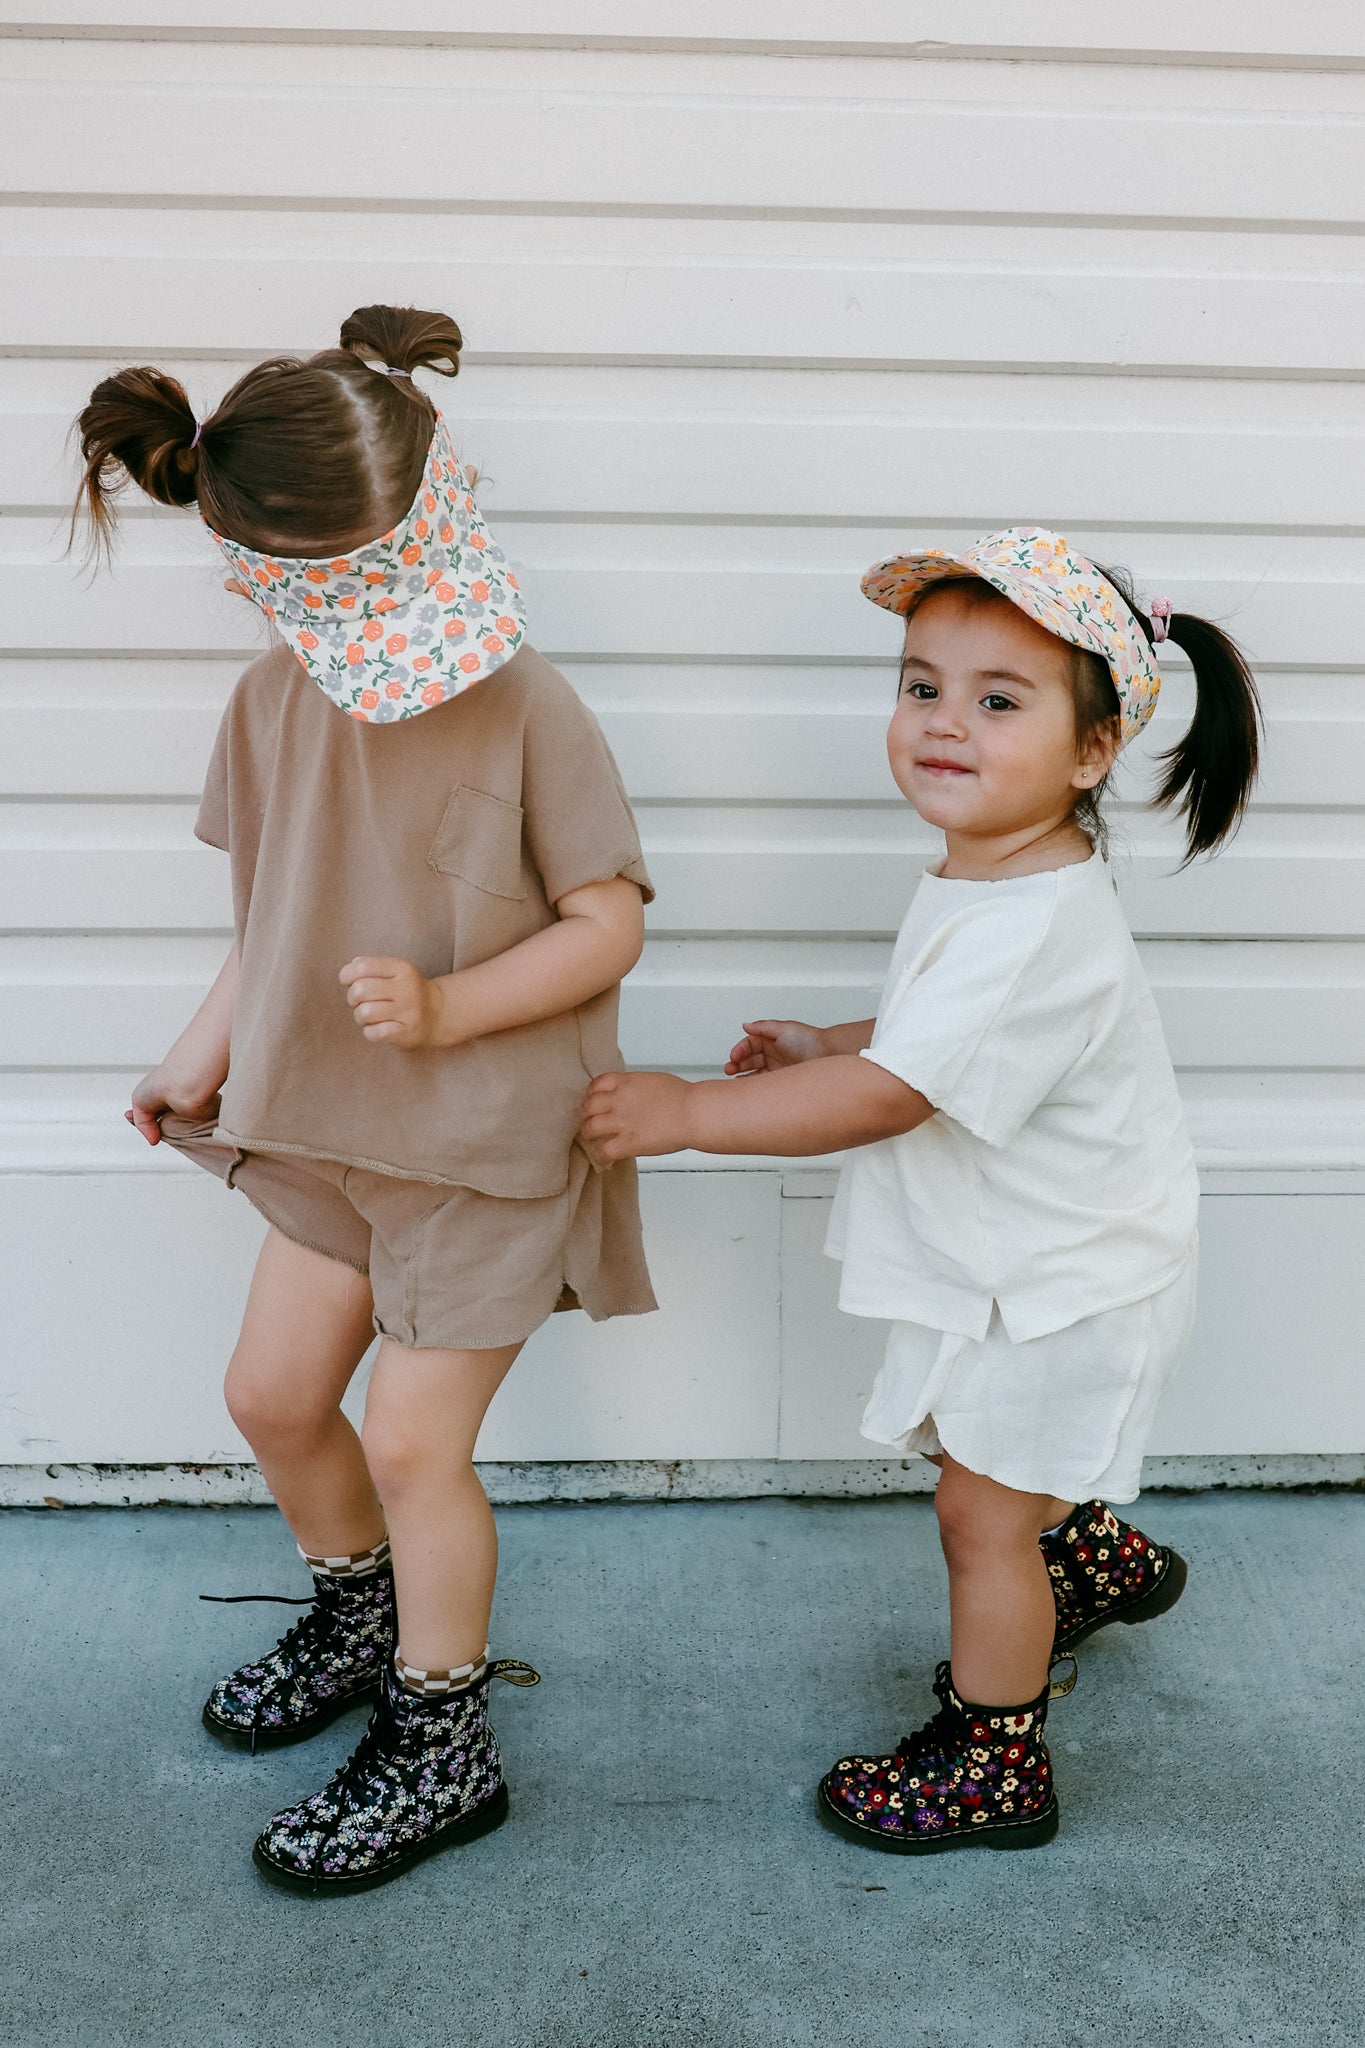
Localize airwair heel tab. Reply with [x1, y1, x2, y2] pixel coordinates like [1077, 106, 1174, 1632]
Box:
[1047, 1654, 1078, 1701]
[488, 1658, 541, 1687]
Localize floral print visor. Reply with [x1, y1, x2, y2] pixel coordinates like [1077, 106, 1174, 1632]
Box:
[208, 412, 527, 721]
[861, 527, 1162, 749]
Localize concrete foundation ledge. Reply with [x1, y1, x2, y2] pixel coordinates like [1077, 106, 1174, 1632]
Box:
[2, 1453, 1362, 1508]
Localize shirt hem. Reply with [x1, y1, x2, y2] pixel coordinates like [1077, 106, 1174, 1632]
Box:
[858, 1048, 998, 1148]
[547, 853, 655, 909]
[212, 1125, 572, 1201]
[834, 1239, 1198, 1346]
[859, 1413, 1146, 1510]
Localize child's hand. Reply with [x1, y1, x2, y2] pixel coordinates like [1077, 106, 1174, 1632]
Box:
[724, 1019, 827, 1076]
[341, 956, 441, 1049]
[125, 1064, 222, 1146]
[580, 1071, 692, 1166]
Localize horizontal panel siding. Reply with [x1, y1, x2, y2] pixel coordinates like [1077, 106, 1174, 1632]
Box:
[8, 235, 1365, 376]
[5, 10, 1365, 1474]
[2, 20, 1362, 1178]
[8, 80, 1365, 226]
[4, 6, 1365, 66]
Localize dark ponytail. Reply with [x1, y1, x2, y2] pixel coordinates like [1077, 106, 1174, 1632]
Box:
[1097, 566, 1262, 862]
[72, 366, 201, 557]
[1152, 610, 1262, 860]
[72, 304, 464, 560]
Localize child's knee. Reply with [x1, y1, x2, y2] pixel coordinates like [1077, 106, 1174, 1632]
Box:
[223, 1352, 334, 1450]
[935, 1461, 1035, 1562]
[361, 1401, 457, 1502]
[934, 1469, 981, 1560]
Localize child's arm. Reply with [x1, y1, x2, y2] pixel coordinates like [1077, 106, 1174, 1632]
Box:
[127, 943, 239, 1145]
[581, 1056, 932, 1165]
[340, 877, 645, 1049]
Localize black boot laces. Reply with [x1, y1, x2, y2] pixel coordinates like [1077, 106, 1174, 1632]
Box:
[896, 1659, 1062, 1779]
[325, 1677, 408, 1813]
[893, 1661, 964, 1782]
[317, 1660, 541, 1844]
[199, 1577, 359, 1752]
[200, 1574, 352, 1670]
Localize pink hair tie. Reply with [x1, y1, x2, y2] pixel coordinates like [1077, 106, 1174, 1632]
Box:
[1149, 597, 1172, 644]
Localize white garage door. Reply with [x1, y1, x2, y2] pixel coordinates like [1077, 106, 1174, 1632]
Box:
[2, 4, 1363, 1496]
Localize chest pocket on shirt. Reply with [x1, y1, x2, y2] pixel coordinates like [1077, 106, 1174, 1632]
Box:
[427, 785, 526, 900]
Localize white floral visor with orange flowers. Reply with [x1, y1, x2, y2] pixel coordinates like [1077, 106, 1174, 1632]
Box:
[207, 411, 526, 721]
[861, 527, 1162, 749]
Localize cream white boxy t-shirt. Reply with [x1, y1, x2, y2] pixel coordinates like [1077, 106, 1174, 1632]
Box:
[826, 850, 1199, 1344]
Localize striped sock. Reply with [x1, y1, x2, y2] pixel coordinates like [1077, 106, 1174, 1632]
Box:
[394, 1646, 489, 1698]
[298, 1536, 392, 1579]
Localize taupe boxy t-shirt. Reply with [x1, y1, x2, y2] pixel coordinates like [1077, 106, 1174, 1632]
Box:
[196, 641, 654, 1198]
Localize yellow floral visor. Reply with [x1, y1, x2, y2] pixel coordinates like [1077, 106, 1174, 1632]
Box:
[861, 527, 1162, 749]
[207, 412, 527, 721]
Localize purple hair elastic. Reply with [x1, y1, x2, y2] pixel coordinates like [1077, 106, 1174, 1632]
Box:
[189, 420, 203, 450]
[1149, 597, 1172, 643]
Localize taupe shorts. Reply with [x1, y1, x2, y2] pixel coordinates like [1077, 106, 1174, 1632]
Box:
[159, 1111, 655, 1351]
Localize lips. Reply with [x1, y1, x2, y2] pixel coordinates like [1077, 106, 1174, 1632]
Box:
[917, 757, 972, 775]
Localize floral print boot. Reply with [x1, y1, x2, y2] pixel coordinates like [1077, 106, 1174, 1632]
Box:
[202, 1566, 396, 1752]
[1043, 1500, 1187, 1655]
[252, 1658, 540, 1894]
[818, 1661, 1058, 1855]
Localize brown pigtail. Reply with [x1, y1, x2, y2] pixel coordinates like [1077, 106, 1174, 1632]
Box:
[71, 305, 467, 560]
[72, 367, 201, 556]
[340, 304, 463, 383]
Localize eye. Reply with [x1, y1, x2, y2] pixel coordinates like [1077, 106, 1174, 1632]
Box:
[902, 679, 937, 700]
[981, 692, 1018, 713]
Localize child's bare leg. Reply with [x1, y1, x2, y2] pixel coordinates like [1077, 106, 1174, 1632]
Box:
[223, 1226, 385, 1555]
[361, 1338, 523, 1671]
[934, 1451, 1076, 1702]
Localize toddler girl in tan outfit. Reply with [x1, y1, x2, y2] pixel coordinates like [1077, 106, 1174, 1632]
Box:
[74, 303, 655, 1893]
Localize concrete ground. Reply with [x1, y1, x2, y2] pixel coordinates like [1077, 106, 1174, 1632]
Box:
[2, 1494, 1361, 2048]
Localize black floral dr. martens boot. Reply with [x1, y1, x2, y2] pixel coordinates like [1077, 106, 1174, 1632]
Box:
[1043, 1499, 1188, 1655]
[202, 1559, 397, 1752]
[818, 1661, 1058, 1854]
[252, 1657, 540, 1894]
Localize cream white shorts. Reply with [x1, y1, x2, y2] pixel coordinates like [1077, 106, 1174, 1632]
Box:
[860, 1242, 1199, 1504]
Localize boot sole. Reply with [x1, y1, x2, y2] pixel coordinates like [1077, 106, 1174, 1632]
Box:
[1053, 1549, 1188, 1656]
[816, 1779, 1059, 1855]
[201, 1680, 380, 1752]
[251, 1782, 510, 1895]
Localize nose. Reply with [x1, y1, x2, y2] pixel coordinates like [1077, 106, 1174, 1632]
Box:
[924, 698, 966, 739]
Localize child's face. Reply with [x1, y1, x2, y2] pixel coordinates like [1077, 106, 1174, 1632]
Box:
[886, 583, 1115, 842]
